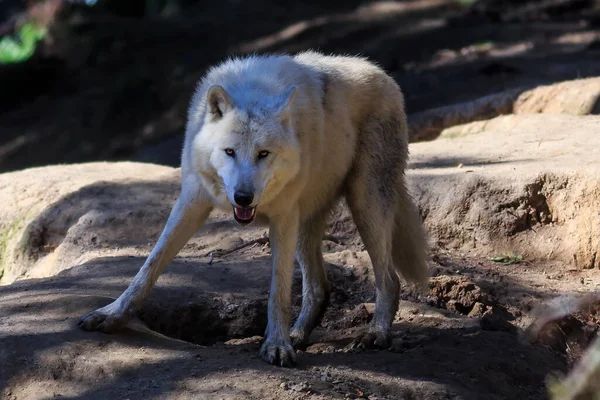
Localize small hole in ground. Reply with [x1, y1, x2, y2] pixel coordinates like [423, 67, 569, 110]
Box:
[136, 296, 268, 345]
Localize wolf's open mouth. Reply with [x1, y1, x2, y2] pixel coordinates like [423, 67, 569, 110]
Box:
[233, 206, 256, 225]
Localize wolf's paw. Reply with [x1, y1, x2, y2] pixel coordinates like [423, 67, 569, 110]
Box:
[290, 329, 309, 351]
[260, 337, 297, 367]
[78, 303, 130, 333]
[355, 329, 391, 350]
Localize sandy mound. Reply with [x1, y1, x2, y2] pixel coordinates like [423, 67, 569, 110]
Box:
[409, 113, 600, 268]
[0, 162, 181, 284]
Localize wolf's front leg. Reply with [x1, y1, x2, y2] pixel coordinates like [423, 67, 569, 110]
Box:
[78, 181, 213, 333]
[260, 209, 299, 367]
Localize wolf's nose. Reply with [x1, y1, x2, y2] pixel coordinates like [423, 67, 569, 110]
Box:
[234, 192, 254, 207]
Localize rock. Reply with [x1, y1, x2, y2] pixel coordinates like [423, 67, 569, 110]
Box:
[409, 89, 521, 142]
[513, 77, 600, 116]
[411, 77, 600, 142]
[409, 113, 600, 269]
[0, 162, 180, 284]
[468, 302, 490, 318]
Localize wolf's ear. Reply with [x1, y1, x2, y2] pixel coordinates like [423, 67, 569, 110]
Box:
[272, 86, 297, 125]
[207, 85, 233, 121]
[273, 86, 297, 114]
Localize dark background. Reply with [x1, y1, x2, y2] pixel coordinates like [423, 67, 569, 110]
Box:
[1, 0, 600, 172]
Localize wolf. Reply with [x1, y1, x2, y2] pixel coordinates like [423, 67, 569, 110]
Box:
[78, 51, 430, 367]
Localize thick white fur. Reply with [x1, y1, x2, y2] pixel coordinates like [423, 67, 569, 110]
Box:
[79, 51, 429, 367]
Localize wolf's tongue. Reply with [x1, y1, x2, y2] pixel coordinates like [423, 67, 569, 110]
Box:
[234, 207, 254, 220]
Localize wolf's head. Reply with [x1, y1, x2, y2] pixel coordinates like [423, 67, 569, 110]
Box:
[192, 84, 301, 225]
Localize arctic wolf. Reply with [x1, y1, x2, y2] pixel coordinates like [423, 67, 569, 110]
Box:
[79, 51, 429, 367]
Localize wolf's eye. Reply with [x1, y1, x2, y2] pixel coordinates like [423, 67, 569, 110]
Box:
[225, 148, 235, 157]
[257, 150, 270, 160]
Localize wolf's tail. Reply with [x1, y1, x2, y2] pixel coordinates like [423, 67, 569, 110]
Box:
[390, 185, 430, 292]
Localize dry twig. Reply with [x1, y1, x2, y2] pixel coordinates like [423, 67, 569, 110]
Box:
[205, 233, 345, 264]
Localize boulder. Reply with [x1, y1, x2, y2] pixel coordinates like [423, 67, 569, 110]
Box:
[410, 77, 600, 141]
[513, 77, 600, 116]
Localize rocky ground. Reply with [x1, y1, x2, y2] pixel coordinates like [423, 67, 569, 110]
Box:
[2, 1, 600, 399]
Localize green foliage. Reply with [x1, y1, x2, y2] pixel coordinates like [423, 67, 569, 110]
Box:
[490, 252, 523, 265]
[0, 23, 47, 64]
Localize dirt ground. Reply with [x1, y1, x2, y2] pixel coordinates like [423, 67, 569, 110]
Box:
[2, 1, 600, 399]
[1, 206, 599, 399]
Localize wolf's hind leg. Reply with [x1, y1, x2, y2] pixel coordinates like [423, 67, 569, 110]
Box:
[78, 183, 213, 333]
[290, 214, 331, 350]
[346, 186, 399, 348]
[345, 113, 428, 348]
